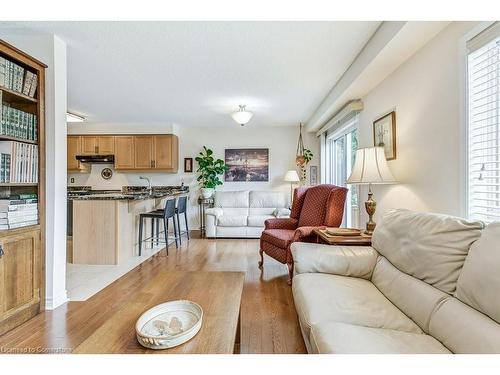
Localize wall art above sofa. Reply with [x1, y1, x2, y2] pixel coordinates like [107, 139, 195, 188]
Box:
[224, 148, 269, 182]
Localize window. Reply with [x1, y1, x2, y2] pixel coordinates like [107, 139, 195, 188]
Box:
[467, 23, 500, 223]
[325, 118, 359, 227]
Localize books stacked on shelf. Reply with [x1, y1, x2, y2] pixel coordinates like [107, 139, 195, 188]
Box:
[0, 99, 38, 141]
[0, 193, 38, 230]
[0, 141, 38, 183]
[0, 56, 38, 97]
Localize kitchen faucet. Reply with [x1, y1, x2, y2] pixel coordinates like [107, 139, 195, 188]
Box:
[139, 176, 152, 194]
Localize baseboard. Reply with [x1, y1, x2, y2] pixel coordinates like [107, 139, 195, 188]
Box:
[45, 290, 69, 310]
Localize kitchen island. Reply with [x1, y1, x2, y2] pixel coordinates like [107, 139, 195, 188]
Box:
[69, 187, 188, 265]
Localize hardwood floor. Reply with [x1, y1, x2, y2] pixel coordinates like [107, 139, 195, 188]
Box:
[0, 236, 307, 354]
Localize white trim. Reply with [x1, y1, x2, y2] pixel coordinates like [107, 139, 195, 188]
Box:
[45, 290, 69, 310]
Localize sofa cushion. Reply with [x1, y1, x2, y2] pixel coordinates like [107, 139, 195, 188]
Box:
[249, 207, 276, 216]
[371, 256, 449, 333]
[261, 229, 294, 248]
[372, 209, 484, 294]
[247, 215, 274, 227]
[292, 242, 378, 279]
[292, 273, 422, 341]
[214, 191, 249, 208]
[455, 222, 500, 324]
[428, 297, 500, 353]
[217, 215, 248, 227]
[309, 322, 450, 354]
[249, 191, 287, 208]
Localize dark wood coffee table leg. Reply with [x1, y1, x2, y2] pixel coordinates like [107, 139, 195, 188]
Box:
[234, 307, 241, 354]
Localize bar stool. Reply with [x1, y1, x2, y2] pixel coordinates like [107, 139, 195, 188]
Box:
[138, 198, 179, 256]
[175, 196, 190, 245]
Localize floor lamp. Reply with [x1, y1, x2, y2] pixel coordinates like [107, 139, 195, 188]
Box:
[284, 170, 300, 206]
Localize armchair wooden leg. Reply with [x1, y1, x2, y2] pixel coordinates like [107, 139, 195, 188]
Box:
[287, 262, 294, 286]
[258, 248, 264, 269]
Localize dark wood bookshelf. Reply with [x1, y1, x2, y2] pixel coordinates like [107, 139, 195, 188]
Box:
[0, 85, 38, 104]
[0, 135, 38, 144]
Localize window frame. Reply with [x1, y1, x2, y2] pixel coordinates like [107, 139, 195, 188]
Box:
[325, 116, 359, 227]
[464, 22, 500, 222]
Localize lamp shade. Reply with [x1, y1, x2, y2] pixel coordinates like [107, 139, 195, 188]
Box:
[347, 147, 396, 184]
[284, 170, 300, 182]
[231, 105, 253, 125]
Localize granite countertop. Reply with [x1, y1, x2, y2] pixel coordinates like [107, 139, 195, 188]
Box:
[68, 186, 189, 201]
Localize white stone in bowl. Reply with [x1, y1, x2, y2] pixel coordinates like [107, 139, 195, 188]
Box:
[136, 300, 203, 349]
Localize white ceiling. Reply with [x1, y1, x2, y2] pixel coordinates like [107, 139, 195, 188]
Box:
[0, 21, 380, 127]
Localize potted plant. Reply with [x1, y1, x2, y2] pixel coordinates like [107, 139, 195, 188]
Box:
[297, 148, 313, 184]
[195, 146, 228, 198]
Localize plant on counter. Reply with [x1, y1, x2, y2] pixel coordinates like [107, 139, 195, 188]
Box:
[195, 146, 228, 198]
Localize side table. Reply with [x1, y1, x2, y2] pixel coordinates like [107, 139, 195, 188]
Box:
[313, 228, 372, 246]
[198, 196, 214, 238]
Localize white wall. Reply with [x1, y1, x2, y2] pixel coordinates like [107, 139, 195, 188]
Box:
[68, 124, 320, 226]
[356, 22, 481, 224]
[2, 34, 68, 309]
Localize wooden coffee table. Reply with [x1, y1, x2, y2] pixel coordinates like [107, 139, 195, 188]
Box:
[314, 228, 372, 246]
[73, 271, 244, 354]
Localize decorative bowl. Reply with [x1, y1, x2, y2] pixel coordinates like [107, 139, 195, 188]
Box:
[135, 300, 203, 350]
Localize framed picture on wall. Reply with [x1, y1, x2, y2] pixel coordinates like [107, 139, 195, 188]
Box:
[184, 158, 193, 172]
[310, 165, 318, 185]
[373, 111, 396, 160]
[224, 148, 269, 182]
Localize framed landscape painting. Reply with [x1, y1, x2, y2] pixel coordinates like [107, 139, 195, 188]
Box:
[225, 148, 269, 182]
[373, 111, 396, 160]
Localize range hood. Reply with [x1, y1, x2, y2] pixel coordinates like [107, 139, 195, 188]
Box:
[76, 155, 115, 163]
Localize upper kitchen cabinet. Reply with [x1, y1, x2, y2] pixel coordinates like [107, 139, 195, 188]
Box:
[67, 134, 178, 172]
[81, 136, 115, 155]
[67, 136, 81, 171]
[97, 136, 114, 154]
[154, 134, 178, 171]
[114, 136, 135, 170]
[134, 136, 154, 169]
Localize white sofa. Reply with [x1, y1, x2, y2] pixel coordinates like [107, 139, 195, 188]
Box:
[205, 190, 290, 238]
[292, 208, 500, 354]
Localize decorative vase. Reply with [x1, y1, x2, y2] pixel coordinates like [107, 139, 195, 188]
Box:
[201, 188, 214, 199]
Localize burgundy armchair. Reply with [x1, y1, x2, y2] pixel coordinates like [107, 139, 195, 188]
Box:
[258, 184, 348, 284]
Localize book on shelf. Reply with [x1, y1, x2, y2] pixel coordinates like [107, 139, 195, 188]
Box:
[0, 220, 38, 230]
[0, 56, 38, 98]
[0, 101, 37, 141]
[0, 208, 38, 219]
[0, 141, 38, 183]
[0, 195, 38, 229]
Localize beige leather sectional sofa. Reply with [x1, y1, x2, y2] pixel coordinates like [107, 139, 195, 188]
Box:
[292, 208, 500, 353]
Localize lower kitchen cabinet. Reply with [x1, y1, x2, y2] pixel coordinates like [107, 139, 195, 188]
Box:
[0, 228, 42, 336]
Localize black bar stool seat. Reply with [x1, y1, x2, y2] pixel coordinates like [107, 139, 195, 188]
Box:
[138, 198, 179, 256]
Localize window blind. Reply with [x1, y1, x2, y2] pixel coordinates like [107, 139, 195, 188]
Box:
[467, 23, 500, 223]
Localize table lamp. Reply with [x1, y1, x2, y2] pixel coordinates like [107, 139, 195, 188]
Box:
[347, 147, 396, 235]
[284, 170, 300, 204]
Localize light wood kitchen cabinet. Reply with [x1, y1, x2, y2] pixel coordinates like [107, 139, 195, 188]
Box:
[81, 136, 115, 155]
[0, 228, 42, 336]
[81, 136, 98, 155]
[67, 136, 82, 171]
[154, 134, 178, 171]
[97, 136, 115, 154]
[68, 134, 178, 172]
[134, 136, 154, 169]
[114, 136, 135, 169]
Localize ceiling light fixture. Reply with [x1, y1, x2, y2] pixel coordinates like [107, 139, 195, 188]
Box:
[231, 105, 253, 126]
[66, 112, 86, 123]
